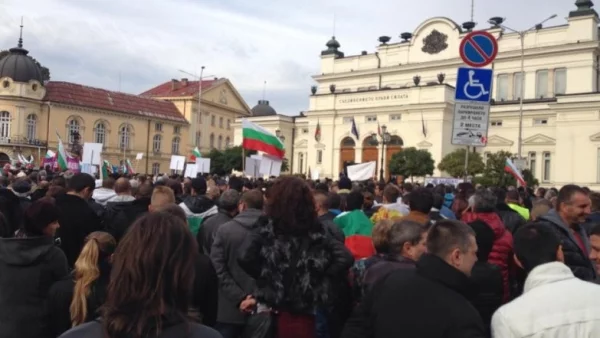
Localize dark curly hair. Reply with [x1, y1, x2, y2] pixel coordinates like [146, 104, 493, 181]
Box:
[265, 176, 320, 235]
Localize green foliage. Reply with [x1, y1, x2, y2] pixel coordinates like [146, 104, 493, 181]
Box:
[0, 50, 51, 81]
[281, 158, 289, 172]
[521, 169, 539, 187]
[438, 148, 485, 177]
[388, 147, 435, 179]
[472, 150, 516, 187]
[207, 146, 256, 176]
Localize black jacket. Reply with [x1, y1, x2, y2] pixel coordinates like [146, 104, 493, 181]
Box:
[55, 194, 103, 268]
[104, 198, 150, 242]
[30, 187, 48, 202]
[198, 209, 234, 255]
[496, 203, 525, 233]
[342, 254, 486, 338]
[47, 268, 110, 337]
[361, 255, 416, 298]
[210, 208, 262, 324]
[58, 321, 222, 338]
[0, 236, 69, 338]
[18, 196, 32, 212]
[0, 188, 21, 236]
[537, 209, 596, 281]
[192, 253, 218, 327]
[469, 262, 503, 335]
[319, 213, 345, 243]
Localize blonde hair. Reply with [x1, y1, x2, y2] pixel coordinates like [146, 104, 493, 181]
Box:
[151, 186, 176, 211]
[373, 219, 394, 253]
[70, 231, 116, 327]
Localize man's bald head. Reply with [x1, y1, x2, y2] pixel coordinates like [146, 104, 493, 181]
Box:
[114, 177, 132, 195]
[314, 191, 329, 215]
[149, 186, 176, 212]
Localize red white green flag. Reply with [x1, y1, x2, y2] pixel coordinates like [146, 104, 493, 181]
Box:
[242, 119, 285, 158]
[190, 147, 202, 161]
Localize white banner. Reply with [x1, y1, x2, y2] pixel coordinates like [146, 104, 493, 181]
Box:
[195, 158, 211, 174]
[346, 161, 376, 181]
[82, 143, 103, 165]
[184, 164, 197, 178]
[169, 155, 186, 170]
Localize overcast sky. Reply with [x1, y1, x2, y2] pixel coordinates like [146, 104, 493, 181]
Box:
[0, 0, 578, 115]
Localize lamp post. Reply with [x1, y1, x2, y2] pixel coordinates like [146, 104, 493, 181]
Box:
[488, 14, 557, 164]
[178, 68, 214, 152]
[371, 125, 391, 182]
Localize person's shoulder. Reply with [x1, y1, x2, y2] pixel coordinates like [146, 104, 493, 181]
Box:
[187, 323, 222, 338]
[58, 320, 102, 338]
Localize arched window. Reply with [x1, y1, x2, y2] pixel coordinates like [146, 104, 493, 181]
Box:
[172, 137, 180, 154]
[152, 163, 160, 175]
[195, 132, 201, 147]
[218, 135, 223, 150]
[119, 124, 131, 150]
[153, 134, 162, 152]
[26, 114, 36, 141]
[388, 135, 404, 146]
[0, 111, 10, 139]
[68, 118, 80, 144]
[225, 137, 230, 148]
[94, 122, 106, 145]
[210, 133, 215, 148]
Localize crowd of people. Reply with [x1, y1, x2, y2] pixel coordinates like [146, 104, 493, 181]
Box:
[1, 165, 600, 338]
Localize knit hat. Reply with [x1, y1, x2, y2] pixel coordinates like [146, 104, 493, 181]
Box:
[339, 177, 352, 190]
[12, 180, 32, 197]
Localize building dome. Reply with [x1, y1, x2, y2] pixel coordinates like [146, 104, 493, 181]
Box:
[0, 38, 43, 84]
[251, 99, 277, 116]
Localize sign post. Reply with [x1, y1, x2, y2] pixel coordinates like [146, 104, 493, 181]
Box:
[453, 31, 498, 178]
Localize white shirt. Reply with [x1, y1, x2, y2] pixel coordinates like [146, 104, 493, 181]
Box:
[491, 262, 600, 338]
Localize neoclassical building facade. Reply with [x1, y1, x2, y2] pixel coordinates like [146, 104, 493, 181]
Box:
[235, 1, 600, 188]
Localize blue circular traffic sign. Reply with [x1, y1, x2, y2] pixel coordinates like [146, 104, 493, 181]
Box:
[459, 31, 498, 67]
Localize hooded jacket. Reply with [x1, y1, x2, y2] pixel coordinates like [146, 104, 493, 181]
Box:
[106, 194, 135, 203]
[537, 209, 596, 281]
[179, 195, 218, 236]
[91, 188, 116, 206]
[0, 236, 69, 338]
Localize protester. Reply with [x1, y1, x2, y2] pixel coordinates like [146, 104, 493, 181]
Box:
[0, 198, 68, 338]
[104, 183, 153, 242]
[106, 177, 135, 203]
[506, 190, 530, 221]
[530, 198, 553, 222]
[583, 191, 600, 234]
[166, 178, 184, 204]
[429, 193, 447, 223]
[491, 223, 600, 337]
[314, 191, 345, 242]
[58, 212, 221, 338]
[148, 185, 176, 212]
[370, 184, 408, 223]
[588, 224, 600, 281]
[91, 178, 116, 206]
[47, 231, 116, 336]
[31, 180, 50, 201]
[179, 177, 218, 236]
[238, 176, 353, 338]
[12, 178, 33, 211]
[335, 190, 376, 259]
[198, 189, 240, 255]
[342, 220, 484, 338]
[492, 187, 526, 233]
[536, 185, 596, 281]
[401, 187, 433, 225]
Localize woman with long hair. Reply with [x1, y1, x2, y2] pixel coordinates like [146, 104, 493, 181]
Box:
[238, 176, 354, 338]
[47, 231, 116, 336]
[58, 211, 221, 338]
[0, 197, 68, 338]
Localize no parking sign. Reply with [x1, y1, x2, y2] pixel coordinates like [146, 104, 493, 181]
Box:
[459, 31, 498, 68]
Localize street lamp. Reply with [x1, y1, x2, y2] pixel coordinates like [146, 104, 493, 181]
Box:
[178, 68, 215, 151]
[371, 124, 391, 182]
[488, 14, 557, 164]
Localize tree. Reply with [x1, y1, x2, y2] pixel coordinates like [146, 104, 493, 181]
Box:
[281, 158, 289, 173]
[437, 148, 485, 178]
[388, 147, 434, 180]
[207, 146, 256, 176]
[521, 169, 539, 187]
[473, 150, 516, 187]
[0, 50, 51, 81]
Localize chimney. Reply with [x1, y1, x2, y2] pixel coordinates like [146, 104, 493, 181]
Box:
[181, 78, 188, 86]
[171, 79, 179, 91]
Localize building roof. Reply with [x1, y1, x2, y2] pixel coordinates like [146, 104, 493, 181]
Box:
[44, 81, 188, 123]
[0, 37, 43, 83]
[140, 78, 220, 98]
[251, 100, 277, 117]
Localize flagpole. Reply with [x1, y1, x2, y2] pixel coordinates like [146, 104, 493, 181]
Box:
[242, 147, 245, 173]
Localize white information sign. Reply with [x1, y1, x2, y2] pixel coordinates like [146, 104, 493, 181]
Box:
[451, 101, 489, 147]
[169, 155, 186, 170]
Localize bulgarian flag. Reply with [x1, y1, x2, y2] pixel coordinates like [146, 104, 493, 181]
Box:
[190, 147, 202, 161]
[242, 119, 285, 158]
[125, 159, 135, 174]
[100, 160, 111, 180]
[505, 158, 526, 186]
[334, 210, 376, 260]
[56, 131, 68, 171]
[315, 119, 321, 142]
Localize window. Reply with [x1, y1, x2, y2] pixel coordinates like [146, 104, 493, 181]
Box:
[174, 126, 181, 134]
[343, 117, 353, 123]
[390, 114, 402, 121]
[533, 118, 548, 126]
[543, 152, 551, 182]
[152, 163, 160, 175]
[529, 152, 536, 178]
[0, 111, 10, 139]
[496, 74, 509, 101]
[513, 72, 524, 100]
[302, 128, 309, 134]
[218, 135, 223, 150]
[153, 134, 162, 153]
[211, 115, 216, 126]
[26, 114, 36, 140]
[171, 137, 180, 154]
[195, 132, 201, 147]
[483, 151, 491, 165]
[225, 137, 230, 148]
[536, 70, 548, 98]
[210, 133, 215, 148]
[317, 150, 323, 164]
[491, 120, 503, 127]
[219, 117, 223, 128]
[598, 148, 600, 183]
[554, 68, 567, 95]
[365, 115, 377, 122]
[68, 118, 80, 144]
[94, 122, 106, 145]
[155, 123, 163, 132]
[298, 153, 304, 173]
[119, 125, 131, 150]
[227, 119, 231, 130]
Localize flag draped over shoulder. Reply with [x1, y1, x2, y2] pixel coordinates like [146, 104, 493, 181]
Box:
[334, 210, 375, 260]
[242, 119, 285, 158]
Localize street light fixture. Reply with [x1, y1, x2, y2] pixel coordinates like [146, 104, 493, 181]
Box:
[371, 124, 391, 182]
[177, 68, 215, 151]
[488, 14, 557, 165]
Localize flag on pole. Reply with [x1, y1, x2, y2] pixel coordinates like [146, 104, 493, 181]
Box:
[351, 118, 359, 140]
[55, 131, 68, 171]
[504, 158, 526, 186]
[242, 119, 285, 158]
[190, 147, 202, 161]
[377, 122, 382, 137]
[45, 150, 56, 159]
[125, 159, 135, 174]
[315, 120, 321, 142]
[100, 160, 111, 180]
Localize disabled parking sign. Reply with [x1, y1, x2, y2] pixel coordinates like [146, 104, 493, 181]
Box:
[455, 68, 493, 103]
[452, 67, 493, 146]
